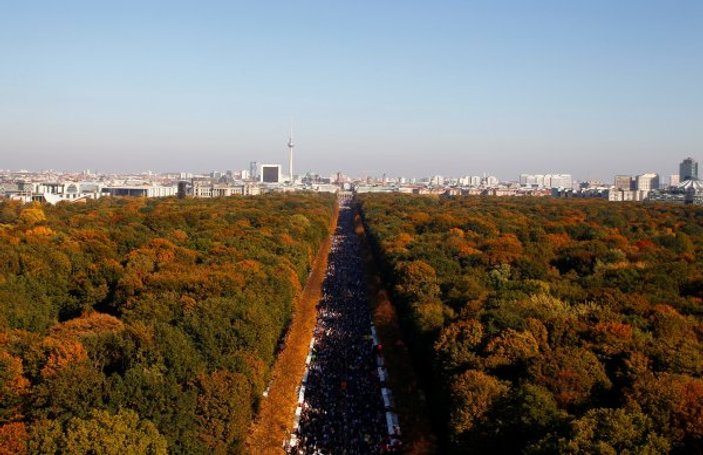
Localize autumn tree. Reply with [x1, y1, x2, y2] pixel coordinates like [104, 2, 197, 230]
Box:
[448, 370, 509, 437]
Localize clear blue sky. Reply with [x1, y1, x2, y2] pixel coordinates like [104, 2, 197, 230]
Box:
[1, 1, 701, 180]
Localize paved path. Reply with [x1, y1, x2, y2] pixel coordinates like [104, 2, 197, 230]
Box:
[290, 201, 398, 454]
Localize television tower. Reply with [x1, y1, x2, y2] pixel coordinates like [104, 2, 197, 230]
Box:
[287, 126, 295, 183]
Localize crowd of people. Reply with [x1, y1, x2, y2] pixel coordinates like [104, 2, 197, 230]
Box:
[291, 202, 399, 454]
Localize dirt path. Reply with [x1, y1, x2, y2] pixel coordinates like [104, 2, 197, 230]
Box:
[245, 204, 339, 455]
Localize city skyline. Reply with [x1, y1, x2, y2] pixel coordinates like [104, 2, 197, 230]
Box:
[1, 1, 701, 180]
[1, 154, 697, 184]
[0, 158, 695, 184]
[2, 157, 695, 188]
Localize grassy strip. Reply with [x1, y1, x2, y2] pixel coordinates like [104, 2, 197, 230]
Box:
[354, 209, 438, 455]
[245, 203, 339, 454]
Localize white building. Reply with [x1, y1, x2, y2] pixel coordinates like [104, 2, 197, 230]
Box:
[484, 175, 499, 187]
[429, 175, 445, 186]
[636, 173, 660, 192]
[520, 174, 572, 188]
[103, 185, 177, 198]
[608, 189, 649, 202]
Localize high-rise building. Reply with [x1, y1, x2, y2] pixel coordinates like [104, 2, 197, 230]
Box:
[670, 174, 680, 187]
[249, 161, 260, 181]
[680, 157, 698, 181]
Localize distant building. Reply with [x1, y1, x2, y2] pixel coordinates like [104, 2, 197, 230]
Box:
[10, 181, 105, 204]
[635, 173, 660, 192]
[649, 178, 703, 205]
[614, 175, 635, 190]
[608, 189, 649, 202]
[680, 157, 698, 181]
[520, 174, 572, 188]
[103, 185, 177, 198]
[250, 161, 260, 181]
[580, 181, 607, 189]
[680, 179, 703, 204]
[429, 175, 444, 186]
[549, 174, 573, 188]
[484, 175, 499, 187]
[669, 174, 680, 187]
[177, 181, 189, 198]
[260, 164, 282, 183]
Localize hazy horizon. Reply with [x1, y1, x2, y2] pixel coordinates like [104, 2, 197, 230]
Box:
[1, 1, 701, 181]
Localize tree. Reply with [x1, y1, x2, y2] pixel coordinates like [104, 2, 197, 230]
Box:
[0, 351, 30, 421]
[17, 205, 46, 226]
[194, 370, 252, 454]
[394, 260, 441, 304]
[63, 409, 167, 455]
[511, 382, 565, 432]
[482, 234, 524, 266]
[528, 347, 611, 409]
[358, 194, 703, 453]
[411, 300, 450, 334]
[0, 195, 337, 453]
[483, 328, 540, 370]
[31, 361, 106, 421]
[0, 422, 28, 455]
[434, 319, 483, 370]
[444, 275, 487, 314]
[558, 408, 669, 454]
[448, 370, 509, 436]
[629, 373, 703, 449]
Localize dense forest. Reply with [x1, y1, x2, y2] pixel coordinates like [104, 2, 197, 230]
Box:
[359, 194, 703, 454]
[0, 193, 335, 454]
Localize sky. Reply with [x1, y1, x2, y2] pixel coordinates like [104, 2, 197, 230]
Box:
[1, 0, 702, 180]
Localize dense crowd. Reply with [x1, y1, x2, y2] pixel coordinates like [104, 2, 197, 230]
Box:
[292, 202, 393, 454]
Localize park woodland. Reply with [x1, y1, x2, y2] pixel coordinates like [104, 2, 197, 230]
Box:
[0, 193, 702, 454]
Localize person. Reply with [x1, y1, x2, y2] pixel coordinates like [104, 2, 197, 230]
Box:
[292, 201, 393, 454]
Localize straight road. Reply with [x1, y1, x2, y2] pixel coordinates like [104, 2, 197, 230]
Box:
[290, 200, 399, 454]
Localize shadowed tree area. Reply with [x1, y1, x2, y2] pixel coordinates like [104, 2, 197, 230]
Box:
[359, 194, 703, 454]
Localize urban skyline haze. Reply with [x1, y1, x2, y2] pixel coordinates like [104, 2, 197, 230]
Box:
[1, 1, 701, 180]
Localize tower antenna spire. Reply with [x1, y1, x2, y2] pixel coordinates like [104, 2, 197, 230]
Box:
[288, 123, 295, 183]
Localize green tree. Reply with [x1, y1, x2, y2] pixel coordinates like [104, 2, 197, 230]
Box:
[194, 370, 252, 454]
[448, 370, 509, 436]
[394, 260, 441, 303]
[63, 409, 167, 455]
[558, 408, 669, 454]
